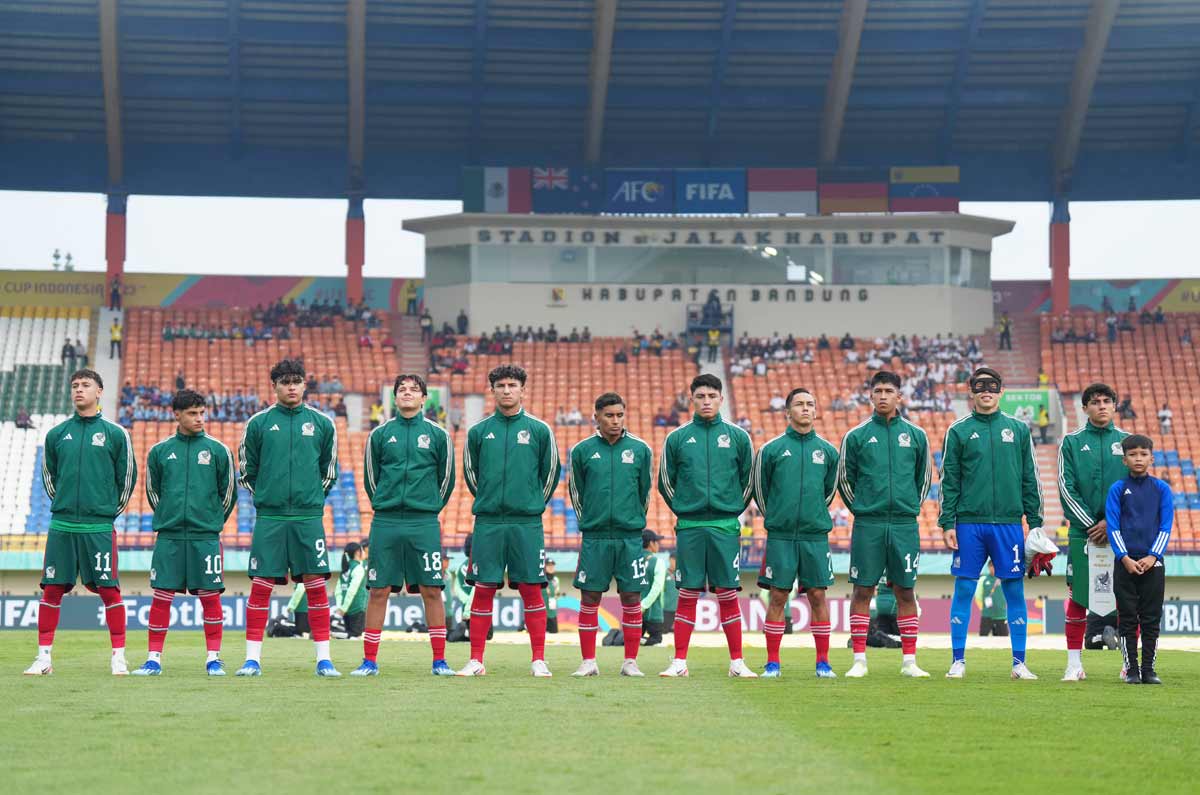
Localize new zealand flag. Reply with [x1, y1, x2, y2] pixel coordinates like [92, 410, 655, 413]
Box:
[531, 166, 603, 214]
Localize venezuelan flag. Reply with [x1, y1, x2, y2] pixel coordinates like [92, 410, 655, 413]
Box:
[889, 166, 960, 212]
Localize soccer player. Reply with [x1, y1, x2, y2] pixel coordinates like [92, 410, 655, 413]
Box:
[236, 358, 340, 677]
[25, 368, 136, 676]
[657, 374, 756, 678]
[132, 389, 235, 676]
[1058, 382, 1129, 681]
[938, 367, 1046, 680]
[351, 373, 455, 677]
[752, 387, 840, 678]
[458, 365, 560, 677]
[567, 392, 653, 677]
[837, 370, 932, 678]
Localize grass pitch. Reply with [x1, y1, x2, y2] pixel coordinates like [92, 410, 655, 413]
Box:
[3, 632, 1198, 795]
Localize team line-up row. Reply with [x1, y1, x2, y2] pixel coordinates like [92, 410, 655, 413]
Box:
[23, 362, 1170, 686]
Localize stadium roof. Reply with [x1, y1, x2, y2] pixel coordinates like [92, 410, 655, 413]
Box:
[3, 0, 1200, 202]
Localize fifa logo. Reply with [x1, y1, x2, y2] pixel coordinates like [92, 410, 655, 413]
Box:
[612, 180, 664, 203]
[685, 183, 734, 201]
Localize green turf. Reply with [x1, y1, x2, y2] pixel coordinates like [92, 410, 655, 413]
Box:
[2, 632, 1198, 794]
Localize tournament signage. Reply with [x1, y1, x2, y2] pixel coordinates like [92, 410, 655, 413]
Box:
[604, 169, 675, 213]
[474, 227, 946, 247]
[998, 388, 1049, 426]
[675, 168, 747, 213]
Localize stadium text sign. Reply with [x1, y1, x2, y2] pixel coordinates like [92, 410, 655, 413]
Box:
[575, 286, 870, 304]
[475, 228, 945, 247]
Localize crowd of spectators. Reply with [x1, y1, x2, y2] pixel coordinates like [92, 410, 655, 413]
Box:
[159, 299, 382, 344]
[116, 376, 348, 427]
[1051, 296, 1169, 345]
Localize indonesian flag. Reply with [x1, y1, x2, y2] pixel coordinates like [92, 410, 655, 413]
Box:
[747, 168, 818, 215]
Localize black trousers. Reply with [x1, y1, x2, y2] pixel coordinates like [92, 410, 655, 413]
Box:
[294, 612, 311, 635]
[344, 611, 365, 638]
[1114, 562, 1165, 671]
[979, 616, 1009, 636]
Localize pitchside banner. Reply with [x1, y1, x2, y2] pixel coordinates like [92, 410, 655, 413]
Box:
[998, 388, 1048, 427]
[1043, 599, 1200, 635]
[0, 595, 1044, 633]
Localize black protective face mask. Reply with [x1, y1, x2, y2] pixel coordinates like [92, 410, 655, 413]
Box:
[971, 380, 1001, 394]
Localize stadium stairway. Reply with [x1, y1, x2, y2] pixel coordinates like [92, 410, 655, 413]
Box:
[1035, 446, 1065, 531]
[95, 307, 123, 418]
[392, 313, 428, 377]
[980, 314, 1041, 386]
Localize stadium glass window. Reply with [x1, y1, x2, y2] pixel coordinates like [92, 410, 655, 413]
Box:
[425, 246, 471, 286]
[949, 247, 992, 290]
[831, 248, 941, 285]
[474, 245, 590, 283]
[593, 245, 823, 285]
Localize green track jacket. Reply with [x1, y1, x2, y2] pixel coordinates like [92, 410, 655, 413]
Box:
[568, 430, 653, 535]
[657, 414, 754, 522]
[238, 403, 337, 518]
[937, 411, 1044, 529]
[463, 409, 560, 520]
[1058, 421, 1130, 535]
[752, 426, 840, 537]
[364, 413, 454, 515]
[146, 430, 236, 535]
[836, 413, 931, 524]
[42, 412, 136, 531]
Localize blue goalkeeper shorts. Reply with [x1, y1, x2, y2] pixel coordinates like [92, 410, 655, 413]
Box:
[951, 523, 1025, 580]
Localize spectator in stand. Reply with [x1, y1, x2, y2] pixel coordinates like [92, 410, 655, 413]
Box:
[368, 401, 384, 429]
[109, 319, 122, 358]
[358, 332, 373, 349]
[566, 407, 584, 426]
[666, 408, 681, 427]
[1181, 328, 1192, 346]
[174, 369, 185, 391]
[801, 346, 814, 364]
[838, 332, 854, 350]
[333, 397, 348, 419]
[15, 408, 34, 430]
[581, 326, 592, 343]
[381, 334, 396, 351]
[706, 328, 720, 363]
[737, 416, 752, 432]
[613, 348, 628, 364]
[456, 309, 469, 335]
[1139, 308, 1154, 325]
[1158, 403, 1173, 436]
[404, 281, 419, 315]
[768, 393, 786, 412]
[61, 337, 76, 368]
[419, 309, 433, 342]
[546, 324, 559, 343]
[754, 360, 768, 377]
[817, 333, 831, 351]
[330, 374, 345, 393]
[1154, 305, 1165, 324]
[845, 349, 860, 364]
[654, 410, 669, 428]
[109, 277, 122, 310]
[1038, 367, 1049, 387]
[556, 406, 569, 426]
[998, 312, 1012, 350]
[1106, 312, 1119, 343]
[451, 356, 468, 375]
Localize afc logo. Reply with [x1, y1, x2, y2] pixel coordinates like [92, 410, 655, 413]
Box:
[612, 180, 665, 203]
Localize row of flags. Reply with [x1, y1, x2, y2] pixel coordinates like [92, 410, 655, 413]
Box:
[462, 165, 960, 215]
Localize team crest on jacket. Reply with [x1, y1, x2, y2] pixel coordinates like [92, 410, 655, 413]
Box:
[717, 434, 731, 448]
[516, 429, 531, 445]
[577, 571, 586, 584]
[621, 449, 635, 464]
[368, 568, 377, 581]
[1111, 442, 1123, 455]
[301, 422, 315, 437]
[45, 566, 55, 578]
[417, 434, 431, 449]
[812, 449, 825, 464]
[1001, 428, 1015, 443]
[91, 432, 106, 446]
[197, 449, 212, 465]
[897, 432, 911, 448]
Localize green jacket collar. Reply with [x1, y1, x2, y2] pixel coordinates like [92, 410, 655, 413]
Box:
[971, 410, 1001, 422]
[492, 407, 526, 422]
[1085, 421, 1116, 433]
[174, 429, 206, 441]
[691, 413, 722, 427]
[785, 426, 816, 440]
[274, 402, 306, 415]
[870, 412, 902, 427]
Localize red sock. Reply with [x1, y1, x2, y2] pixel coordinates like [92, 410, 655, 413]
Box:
[97, 586, 126, 651]
[147, 588, 174, 654]
[38, 584, 67, 648]
[518, 583, 547, 662]
[673, 589, 701, 660]
[621, 603, 642, 660]
[811, 621, 831, 664]
[246, 577, 275, 642]
[578, 601, 599, 660]
[363, 629, 382, 663]
[469, 586, 497, 663]
[764, 620, 786, 665]
[1065, 597, 1086, 651]
[197, 590, 223, 653]
[897, 613, 919, 655]
[303, 577, 331, 643]
[715, 588, 743, 660]
[429, 625, 447, 661]
[850, 612, 870, 654]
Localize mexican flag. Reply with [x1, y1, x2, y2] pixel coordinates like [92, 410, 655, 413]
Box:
[463, 167, 532, 213]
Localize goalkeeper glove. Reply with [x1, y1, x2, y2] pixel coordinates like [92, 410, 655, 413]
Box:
[1025, 527, 1058, 578]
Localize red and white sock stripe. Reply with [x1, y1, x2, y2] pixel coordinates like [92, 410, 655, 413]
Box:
[810, 622, 832, 636]
[428, 627, 447, 636]
[763, 621, 786, 636]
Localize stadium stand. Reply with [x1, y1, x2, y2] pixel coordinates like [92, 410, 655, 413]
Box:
[1041, 311, 1200, 550]
[0, 306, 90, 422]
